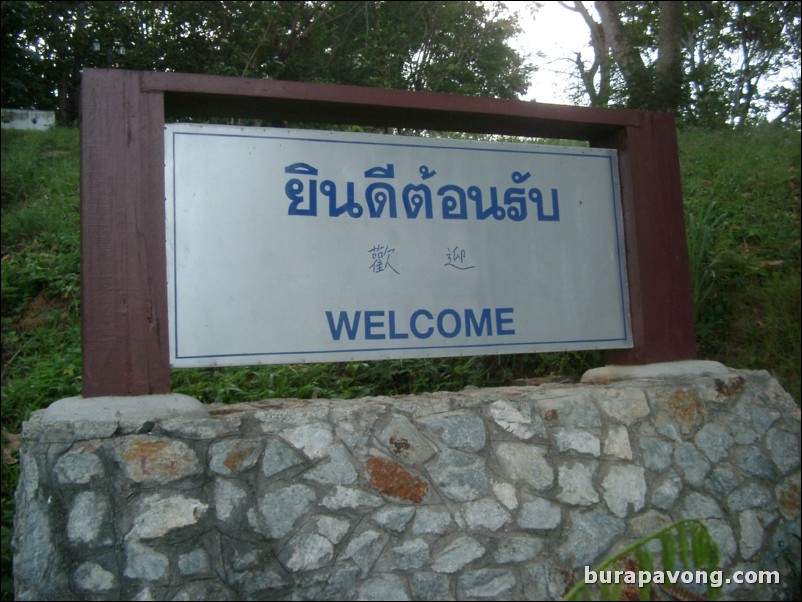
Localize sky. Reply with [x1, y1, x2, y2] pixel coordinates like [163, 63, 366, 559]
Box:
[504, 1, 593, 105]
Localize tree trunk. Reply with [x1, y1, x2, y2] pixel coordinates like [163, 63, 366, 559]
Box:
[654, 0, 684, 113]
[596, 0, 652, 109]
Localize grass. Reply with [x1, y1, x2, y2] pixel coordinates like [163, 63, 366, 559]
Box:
[1, 124, 800, 599]
[679, 126, 801, 398]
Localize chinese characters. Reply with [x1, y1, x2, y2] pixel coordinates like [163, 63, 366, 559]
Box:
[444, 246, 476, 270]
[369, 244, 400, 275]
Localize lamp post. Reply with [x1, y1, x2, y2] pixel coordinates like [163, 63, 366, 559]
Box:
[91, 40, 125, 68]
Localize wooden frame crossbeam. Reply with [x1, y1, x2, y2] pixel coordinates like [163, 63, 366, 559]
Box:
[80, 69, 695, 397]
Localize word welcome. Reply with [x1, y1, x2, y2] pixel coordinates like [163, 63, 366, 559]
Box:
[325, 307, 516, 341]
[286, 163, 560, 222]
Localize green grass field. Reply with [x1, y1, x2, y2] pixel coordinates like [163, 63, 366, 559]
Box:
[1, 125, 799, 597]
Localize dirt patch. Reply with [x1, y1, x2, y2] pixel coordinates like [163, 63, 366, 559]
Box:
[17, 293, 70, 331]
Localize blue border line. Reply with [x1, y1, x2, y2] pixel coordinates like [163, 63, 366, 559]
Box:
[168, 127, 631, 362]
[176, 336, 630, 360]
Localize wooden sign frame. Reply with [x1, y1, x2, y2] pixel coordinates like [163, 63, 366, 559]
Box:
[80, 69, 695, 397]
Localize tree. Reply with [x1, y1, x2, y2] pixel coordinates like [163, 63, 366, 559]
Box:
[558, 1, 686, 112]
[560, 1, 801, 127]
[1, 1, 531, 125]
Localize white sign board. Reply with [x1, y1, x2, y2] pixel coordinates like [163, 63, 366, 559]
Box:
[165, 124, 631, 367]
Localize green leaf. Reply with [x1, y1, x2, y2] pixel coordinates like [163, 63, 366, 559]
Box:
[562, 520, 721, 602]
[661, 529, 676, 572]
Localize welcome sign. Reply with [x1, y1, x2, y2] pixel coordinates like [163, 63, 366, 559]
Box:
[165, 124, 631, 367]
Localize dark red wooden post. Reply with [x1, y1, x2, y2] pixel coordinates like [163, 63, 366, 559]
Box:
[80, 70, 170, 396]
[80, 69, 695, 397]
[592, 113, 697, 364]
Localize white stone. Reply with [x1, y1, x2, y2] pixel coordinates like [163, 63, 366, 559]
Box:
[739, 510, 764, 560]
[557, 463, 599, 506]
[127, 493, 208, 540]
[282, 422, 334, 460]
[554, 428, 601, 456]
[321, 486, 382, 510]
[594, 389, 651, 425]
[495, 443, 553, 490]
[74, 562, 116, 592]
[489, 400, 545, 439]
[315, 515, 351, 544]
[412, 508, 454, 535]
[377, 415, 436, 464]
[601, 465, 647, 518]
[604, 425, 632, 459]
[342, 530, 384, 577]
[68, 491, 108, 545]
[53, 447, 104, 484]
[492, 480, 519, 510]
[463, 497, 511, 531]
[281, 532, 334, 572]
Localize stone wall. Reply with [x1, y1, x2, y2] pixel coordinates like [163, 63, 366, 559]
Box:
[13, 363, 801, 600]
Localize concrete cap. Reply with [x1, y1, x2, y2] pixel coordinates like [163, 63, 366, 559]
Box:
[41, 394, 209, 423]
[581, 360, 730, 384]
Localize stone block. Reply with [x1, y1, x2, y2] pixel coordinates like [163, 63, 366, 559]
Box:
[113, 435, 201, 483]
[427, 449, 487, 502]
[431, 536, 485, 573]
[420, 412, 486, 452]
[489, 399, 546, 439]
[376, 414, 436, 464]
[209, 438, 263, 474]
[494, 442, 553, 490]
[601, 464, 647, 518]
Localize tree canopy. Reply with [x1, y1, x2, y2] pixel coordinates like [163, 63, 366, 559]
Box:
[560, 1, 801, 127]
[1, 1, 531, 125]
[2, 1, 799, 128]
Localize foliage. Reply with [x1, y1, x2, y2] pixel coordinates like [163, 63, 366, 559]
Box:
[560, 1, 801, 127]
[685, 199, 727, 337]
[1, 1, 531, 125]
[563, 519, 721, 601]
[679, 126, 801, 401]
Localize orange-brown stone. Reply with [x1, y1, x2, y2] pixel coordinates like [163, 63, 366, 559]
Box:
[224, 445, 258, 472]
[116, 435, 200, 483]
[365, 456, 428, 503]
[777, 474, 801, 519]
[665, 388, 706, 435]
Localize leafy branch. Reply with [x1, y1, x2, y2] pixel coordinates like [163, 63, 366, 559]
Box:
[564, 519, 721, 601]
